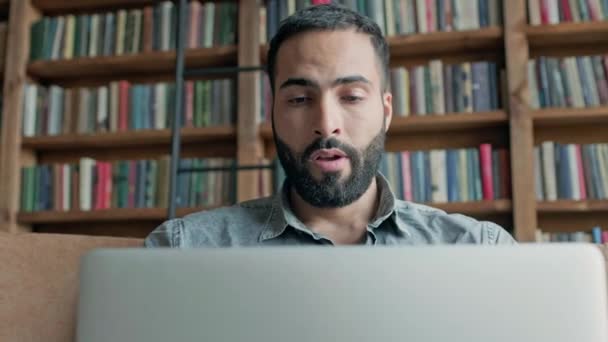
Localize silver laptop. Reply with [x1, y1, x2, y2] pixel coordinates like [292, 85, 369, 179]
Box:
[76, 244, 608, 342]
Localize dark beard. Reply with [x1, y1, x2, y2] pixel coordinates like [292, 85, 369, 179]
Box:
[274, 129, 385, 208]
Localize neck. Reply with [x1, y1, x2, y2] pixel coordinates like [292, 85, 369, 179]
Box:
[289, 176, 380, 244]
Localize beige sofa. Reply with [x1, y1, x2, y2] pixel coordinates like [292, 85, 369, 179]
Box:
[1, 232, 607, 342]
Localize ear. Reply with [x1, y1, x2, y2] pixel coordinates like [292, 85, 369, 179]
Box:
[382, 91, 393, 132]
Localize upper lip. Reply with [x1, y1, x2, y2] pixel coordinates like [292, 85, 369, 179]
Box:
[310, 149, 348, 160]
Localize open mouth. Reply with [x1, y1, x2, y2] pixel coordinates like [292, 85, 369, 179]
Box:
[310, 149, 348, 161]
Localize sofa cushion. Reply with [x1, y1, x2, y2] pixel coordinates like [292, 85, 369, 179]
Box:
[0, 232, 142, 342]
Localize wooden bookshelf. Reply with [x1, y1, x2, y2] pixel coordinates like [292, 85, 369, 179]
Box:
[1, 0, 606, 242]
[28, 46, 238, 84]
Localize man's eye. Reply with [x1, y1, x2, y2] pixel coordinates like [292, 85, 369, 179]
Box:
[287, 97, 311, 105]
[343, 95, 363, 103]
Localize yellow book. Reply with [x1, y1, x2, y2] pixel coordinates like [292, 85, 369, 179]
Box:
[63, 15, 75, 59]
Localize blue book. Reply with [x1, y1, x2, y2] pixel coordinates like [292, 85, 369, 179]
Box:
[379, 153, 389, 179]
[576, 57, 593, 106]
[592, 227, 603, 244]
[424, 152, 432, 203]
[410, 152, 420, 202]
[596, 145, 607, 199]
[581, 145, 596, 199]
[267, 0, 278, 40]
[472, 149, 482, 201]
[537, 57, 550, 107]
[557, 144, 573, 199]
[478, 0, 489, 27]
[447, 150, 459, 202]
[488, 62, 499, 110]
[466, 149, 475, 201]
[412, 152, 424, 202]
[395, 153, 404, 200]
[437, 0, 446, 31]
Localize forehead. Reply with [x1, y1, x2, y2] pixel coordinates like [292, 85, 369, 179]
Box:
[274, 29, 382, 86]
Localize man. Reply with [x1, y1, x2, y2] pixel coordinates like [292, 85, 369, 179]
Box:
[145, 4, 516, 247]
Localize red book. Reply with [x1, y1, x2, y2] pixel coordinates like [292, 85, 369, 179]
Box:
[479, 144, 494, 200]
[142, 6, 154, 52]
[426, 0, 435, 32]
[118, 80, 130, 131]
[400, 151, 413, 201]
[189, 1, 201, 48]
[539, 0, 550, 24]
[602, 231, 608, 243]
[184, 81, 194, 127]
[311, 0, 331, 4]
[587, 0, 601, 21]
[575, 144, 587, 200]
[560, 0, 572, 21]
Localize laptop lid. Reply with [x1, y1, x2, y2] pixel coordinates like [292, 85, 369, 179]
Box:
[76, 244, 608, 342]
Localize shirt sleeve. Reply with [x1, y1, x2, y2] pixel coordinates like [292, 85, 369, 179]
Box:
[485, 221, 517, 245]
[143, 219, 182, 247]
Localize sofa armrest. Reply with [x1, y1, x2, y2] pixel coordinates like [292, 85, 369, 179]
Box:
[0, 232, 143, 342]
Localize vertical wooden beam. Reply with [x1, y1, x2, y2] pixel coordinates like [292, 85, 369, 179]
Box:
[0, 0, 39, 233]
[504, 0, 537, 241]
[236, 0, 264, 202]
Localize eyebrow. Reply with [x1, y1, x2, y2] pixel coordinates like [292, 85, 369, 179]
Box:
[278, 75, 371, 90]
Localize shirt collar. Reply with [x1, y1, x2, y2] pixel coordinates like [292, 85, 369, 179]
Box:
[259, 172, 410, 242]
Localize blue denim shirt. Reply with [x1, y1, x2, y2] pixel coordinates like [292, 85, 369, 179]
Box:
[144, 174, 516, 247]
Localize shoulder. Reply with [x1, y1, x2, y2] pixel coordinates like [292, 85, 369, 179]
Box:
[144, 196, 276, 247]
[393, 200, 516, 244]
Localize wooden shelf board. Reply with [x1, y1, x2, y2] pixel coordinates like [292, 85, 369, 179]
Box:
[22, 126, 236, 151]
[18, 206, 216, 224]
[527, 22, 608, 53]
[538, 200, 608, 213]
[429, 199, 512, 216]
[531, 107, 608, 126]
[389, 111, 508, 133]
[388, 27, 503, 59]
[261, 27, 503, 63]
[27, 46, 238, 83]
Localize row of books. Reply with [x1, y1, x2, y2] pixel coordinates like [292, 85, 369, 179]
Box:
[389, 61, 501, 116]
[22, 79, 235, 137]
[528, 0, 608, 25]
[536, 226, 607, 243]
[262, 0, 503, 43]
[20, 157, 236, 212]
[30, 0, 237, 61]
[529, 55, 608, 109]
[534, 142, 608, 201]
[273, 144, 510, 203]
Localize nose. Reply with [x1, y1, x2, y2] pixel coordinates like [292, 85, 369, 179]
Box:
[313, 96, 343, 138]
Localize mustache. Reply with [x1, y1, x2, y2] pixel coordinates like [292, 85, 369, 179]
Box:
[301, 137, 359, 164]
